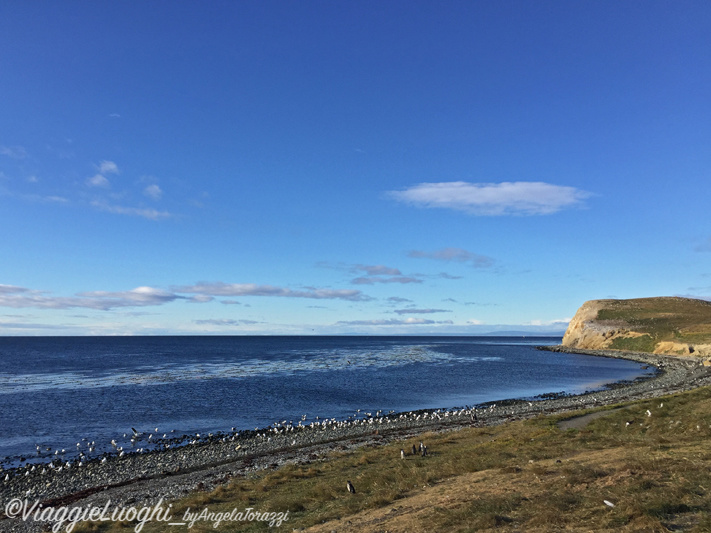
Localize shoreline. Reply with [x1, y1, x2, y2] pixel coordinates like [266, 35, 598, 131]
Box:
[2, 346, 711, 531]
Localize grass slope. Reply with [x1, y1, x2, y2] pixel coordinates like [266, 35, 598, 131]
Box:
[79, 385, 711, 532]
[595, 297, 711, 353]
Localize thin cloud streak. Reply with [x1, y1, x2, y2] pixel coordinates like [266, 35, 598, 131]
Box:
[393, 308, 451, 315]
[176, 282, 372, 301]
[408, 247, 495, 268]
[0, 285, 183, 311]
[351, 276, 422, 285]
[390, 181, 592, 215]
[355, 264, 402, 276]
[336, 318, 453, 326]
[90, 201, 171, 220]
[0, 280, 374, 311]
[194, 319, 260, 326]
[0, 145, 27, 159]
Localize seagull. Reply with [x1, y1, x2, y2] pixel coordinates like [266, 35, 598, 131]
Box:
[346, 480, 356, 494]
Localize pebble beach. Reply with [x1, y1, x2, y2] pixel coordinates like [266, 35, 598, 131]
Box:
[2, 347, 711, 532]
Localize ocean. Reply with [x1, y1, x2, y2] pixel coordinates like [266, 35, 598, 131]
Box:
[0, 336, 653, 466]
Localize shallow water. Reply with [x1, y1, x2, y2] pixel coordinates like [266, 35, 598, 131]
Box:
[0, 336, 653, 464]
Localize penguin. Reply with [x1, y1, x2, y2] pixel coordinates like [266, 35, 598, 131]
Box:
[346, 480, 356, 494]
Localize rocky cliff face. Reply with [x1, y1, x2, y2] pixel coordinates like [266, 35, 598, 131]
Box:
[562, 300, 646, 350]
[562, 297, 711, 357]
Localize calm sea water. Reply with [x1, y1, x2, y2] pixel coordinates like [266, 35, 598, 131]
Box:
[0, 336, 653, 465]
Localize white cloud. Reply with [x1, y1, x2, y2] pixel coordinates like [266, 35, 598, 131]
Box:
[90, 201, 171, 220]
[386, 296, 413, 304]
[348, 263, 423, 285]
[177, 281, 372, 302]
[394, 308, 451, 315]
[98, 160, 119, 174]
[0, 321, 67, 331]
[47, 195, 69, 203]
[467, 319, 484, 325]
[390, 181, 592, 215]
[144, 184, 163, 200]
[188, 294, 214, 303]
[78, 287, 180, 307]
[194, 319, 260, 326]
[438, 272, 463, 280]
[408, 247, 495, 268]
[336, 318, 447, 326]
[86, 174, 111, 188]
[0, 145, 27, 159]
[352, 276, 422, 285]
[0, 284, 30, 294]
[355, 264, 402, 276]
[0, 285, 184, 311]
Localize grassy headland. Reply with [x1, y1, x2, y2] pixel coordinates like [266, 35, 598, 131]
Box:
[564, 297, 711, 355]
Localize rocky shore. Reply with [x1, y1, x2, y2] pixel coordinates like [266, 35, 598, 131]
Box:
[2, 347, 711, 532]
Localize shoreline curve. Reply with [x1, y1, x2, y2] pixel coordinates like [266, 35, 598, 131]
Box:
[2, 346, 711, 531]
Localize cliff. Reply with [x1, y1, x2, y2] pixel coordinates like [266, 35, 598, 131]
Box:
[562, 297, 711, 357]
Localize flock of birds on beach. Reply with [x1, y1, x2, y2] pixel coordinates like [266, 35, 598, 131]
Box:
[7, 387, 661, 489]
[1, 404, 507, 485]
[6, 396, 699, 515]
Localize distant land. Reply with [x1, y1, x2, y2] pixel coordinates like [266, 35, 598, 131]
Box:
[562, 296, 711, 357]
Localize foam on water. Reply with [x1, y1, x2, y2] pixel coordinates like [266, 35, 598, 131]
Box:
[0, 344, 502, 393]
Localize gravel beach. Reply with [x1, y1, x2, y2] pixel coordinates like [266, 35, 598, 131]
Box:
[2, 347, 711, 532]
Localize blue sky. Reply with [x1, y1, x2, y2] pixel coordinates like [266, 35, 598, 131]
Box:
[1, 1, 710, 335]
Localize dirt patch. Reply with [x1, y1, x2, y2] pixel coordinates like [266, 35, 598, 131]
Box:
[557, 408, 625, 431]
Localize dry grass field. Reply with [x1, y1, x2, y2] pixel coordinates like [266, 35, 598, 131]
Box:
[79, 384, 711, 532]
